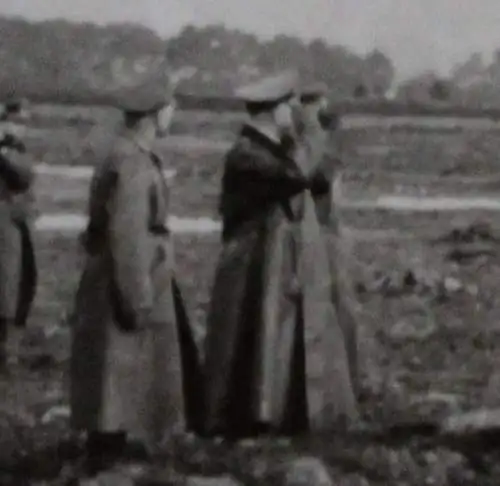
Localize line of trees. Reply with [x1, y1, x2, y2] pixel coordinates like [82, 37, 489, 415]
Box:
[396, 52, 500, 107]
[166, 25, 395, 98]
[0, 17, 394, 101]
[1, 16, 500, 107]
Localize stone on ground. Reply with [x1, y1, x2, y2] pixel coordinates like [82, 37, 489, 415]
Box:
[135, 471, 242, 486]
[185, 475, 243, 486]
[277, 456, 333, 486]
[441, 407, 500, 437]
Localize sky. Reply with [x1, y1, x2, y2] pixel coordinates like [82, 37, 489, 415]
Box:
[2, 0, 500, 80]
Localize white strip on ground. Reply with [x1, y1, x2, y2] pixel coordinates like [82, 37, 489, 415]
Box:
[34, 164, 500, 191]
[341, 195, 500, 211]
[34, 214, 409, 237]
[32, 215, 471, 241]
[35, 214, 222, 233]
[35, 163, 177, 179]
[30, 165, 500, 234]
[34, 195, 500, 235]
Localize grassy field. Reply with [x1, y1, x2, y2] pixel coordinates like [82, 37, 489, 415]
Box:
[17, 106, 500, 223]
[3, 108, 500, 484]
[6, 208, 499, 484]
[13, 108, 500, 195]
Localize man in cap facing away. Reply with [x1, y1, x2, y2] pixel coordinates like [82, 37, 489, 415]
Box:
[69, 56, 203, 471]
[203, 70, 358, 440]
[296, 81, 360, 398]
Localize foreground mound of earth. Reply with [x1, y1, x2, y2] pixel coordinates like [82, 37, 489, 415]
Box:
[1, 366, 500, 486]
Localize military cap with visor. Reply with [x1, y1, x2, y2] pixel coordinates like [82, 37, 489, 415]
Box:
[235, 69, 299, 108]
[80, 55, 174, 113]
[300, 81, 328, 103]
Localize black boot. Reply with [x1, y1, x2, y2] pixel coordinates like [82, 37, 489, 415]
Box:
[84, 431, 127, 475]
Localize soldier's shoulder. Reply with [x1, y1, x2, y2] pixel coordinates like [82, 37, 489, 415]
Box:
[226, 133, 264, 164]
[229, 135, 251, 155]
[106, 138, 142, 172]
[109, 137, 136, 159]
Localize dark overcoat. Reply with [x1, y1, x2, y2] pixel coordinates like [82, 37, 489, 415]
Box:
[0, 149, 37, 326]
[203, 125, 358, 438]
[69, 136, 203, 448]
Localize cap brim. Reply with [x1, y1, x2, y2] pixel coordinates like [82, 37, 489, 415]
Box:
[300, 81, 328, 98]
[235, 69, 299, 103]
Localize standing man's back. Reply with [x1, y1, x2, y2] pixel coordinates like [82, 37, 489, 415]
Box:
[69, 59, 204, 471]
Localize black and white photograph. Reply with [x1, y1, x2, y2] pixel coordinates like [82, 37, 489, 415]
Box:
[0, 1, 500, 484]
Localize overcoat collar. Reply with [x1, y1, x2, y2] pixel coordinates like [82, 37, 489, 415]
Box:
[240, 124, 291, 161]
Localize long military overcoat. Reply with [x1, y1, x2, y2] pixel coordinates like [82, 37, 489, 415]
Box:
[0, 149, 37, 326]
[203, 125, 358, 438]
[297, 117, 360, 397]
[69, 137, 203, 447]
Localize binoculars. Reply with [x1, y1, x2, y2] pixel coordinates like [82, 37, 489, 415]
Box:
[0, 132, 26, 153]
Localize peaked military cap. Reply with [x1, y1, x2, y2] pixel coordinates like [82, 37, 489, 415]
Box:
[235, 69, 299, 104]
[300, 81, 328, 102]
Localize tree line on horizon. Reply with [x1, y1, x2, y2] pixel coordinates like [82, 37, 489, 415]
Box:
[0, 16, 500, 107]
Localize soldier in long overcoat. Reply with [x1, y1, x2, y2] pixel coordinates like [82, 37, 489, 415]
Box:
[69, 58, 203, 467]
[203, 71, 359, 440]
[0, 101, 37, 372]
[297, 82, 360, 397]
